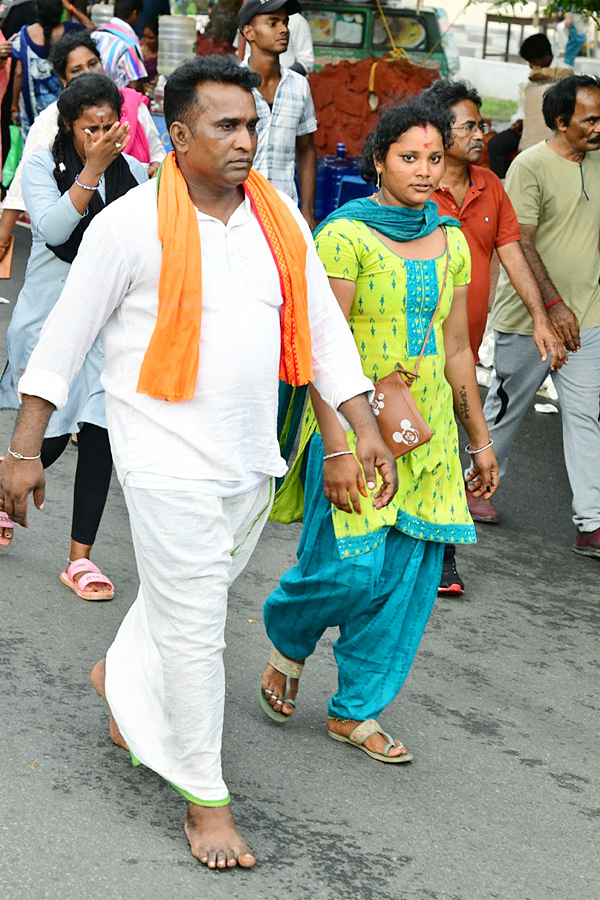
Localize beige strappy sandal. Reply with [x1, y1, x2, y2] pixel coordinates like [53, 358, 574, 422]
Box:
[257, 647, 304, 723]
[328, 718, 413, 763]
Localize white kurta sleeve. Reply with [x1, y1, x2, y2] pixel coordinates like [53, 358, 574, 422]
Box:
[18, 211, 133, 409]
[279, 194, 373, 412]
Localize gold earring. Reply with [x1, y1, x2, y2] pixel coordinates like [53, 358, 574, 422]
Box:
[375, 171, 381, 190]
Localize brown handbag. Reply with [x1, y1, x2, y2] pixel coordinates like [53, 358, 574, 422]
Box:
[371, 229, 449, 459]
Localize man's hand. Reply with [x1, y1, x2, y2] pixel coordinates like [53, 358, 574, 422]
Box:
[323, 454, 366, 514]
[0, 454, 45, 528]
[548, 301, 580, 352]
[337, 393, 399, 508]
[354, 433, 398, 509]
[532, 318, 568, 370]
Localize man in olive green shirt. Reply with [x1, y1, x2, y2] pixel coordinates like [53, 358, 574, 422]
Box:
[483, 74, 600, 557]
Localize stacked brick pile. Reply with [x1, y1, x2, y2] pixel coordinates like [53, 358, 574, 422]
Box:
[309, 57, 439, 157]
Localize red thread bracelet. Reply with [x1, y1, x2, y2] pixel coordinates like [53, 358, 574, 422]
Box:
[545, 298, 563, 309]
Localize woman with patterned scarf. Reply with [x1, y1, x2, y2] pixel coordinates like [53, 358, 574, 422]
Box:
[259, 99, 499, 763]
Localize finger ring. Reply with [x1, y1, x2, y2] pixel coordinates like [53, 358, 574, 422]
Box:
[115, 141, 122, 149]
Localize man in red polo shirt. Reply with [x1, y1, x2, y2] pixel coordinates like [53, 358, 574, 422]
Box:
[421, 79, 564, 594]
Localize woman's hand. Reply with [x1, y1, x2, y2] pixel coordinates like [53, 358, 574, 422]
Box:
[83, 120, 131, 181]
[465, 447, 499, 499]
[323, 454, 367, 514]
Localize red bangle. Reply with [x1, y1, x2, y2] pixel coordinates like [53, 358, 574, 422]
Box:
[545, 298, 563, 309]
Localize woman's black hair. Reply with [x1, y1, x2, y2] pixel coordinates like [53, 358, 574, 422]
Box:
[164, 55, 261, 131]
[52, 72, 123, 177]
[144, 16, 159, 36]
[49, 30, 101, 81]
[542, 74, 600, 129]
[35, 0, 64, 48]
[361, 97, 452, 183]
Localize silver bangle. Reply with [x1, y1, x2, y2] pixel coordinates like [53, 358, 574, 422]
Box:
[323, 450, 354, 460]
[465, 438, 494, 456]
[74, 174, 100, 191]
[7, 446, 41, 461]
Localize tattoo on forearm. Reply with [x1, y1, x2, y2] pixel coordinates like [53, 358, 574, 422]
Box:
[459, 385, 470, 420]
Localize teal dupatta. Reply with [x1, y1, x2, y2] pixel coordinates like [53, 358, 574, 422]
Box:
[313, 197, 460, 242]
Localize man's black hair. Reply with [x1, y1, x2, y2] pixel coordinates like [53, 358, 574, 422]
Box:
[35, 0, 64, 47]
[420, 78, 482, 115]
[49, 30, 101, 81]
[164, 55, 261, 132]
[520, 33, 552, 62]
[542, 74, 600, 129]
[361, 97, 452, 183]
[114, 0, 144, 22]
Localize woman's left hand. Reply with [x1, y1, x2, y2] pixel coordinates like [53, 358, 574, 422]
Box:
[465, 447, 499, 499]
[83, 120, 131, 180]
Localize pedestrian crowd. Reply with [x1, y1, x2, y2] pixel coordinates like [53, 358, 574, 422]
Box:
[0, 0, 599, 873]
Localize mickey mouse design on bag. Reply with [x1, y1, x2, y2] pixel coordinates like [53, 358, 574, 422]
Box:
[372, 395, 420, 447]
[393, 419, 420, 447]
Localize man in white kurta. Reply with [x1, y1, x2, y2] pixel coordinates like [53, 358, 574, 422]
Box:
[0, 57, 397, 869]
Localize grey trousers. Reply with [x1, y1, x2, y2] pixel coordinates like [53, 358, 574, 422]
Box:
[483, 327, 600, 532]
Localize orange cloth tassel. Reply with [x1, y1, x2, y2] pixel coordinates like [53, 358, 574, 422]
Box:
[137, 152, 313, 403]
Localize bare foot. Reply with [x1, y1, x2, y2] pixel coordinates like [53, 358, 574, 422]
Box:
[261, 657, 303, 716]
[185, 803, 256, 869]
[327, 717, 410, 759]
[90, 659, 128, 750]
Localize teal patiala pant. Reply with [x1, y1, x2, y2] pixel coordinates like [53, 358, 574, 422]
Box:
[264, 435, 444, 721]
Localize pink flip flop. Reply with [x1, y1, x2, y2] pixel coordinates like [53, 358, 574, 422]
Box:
[0, 510, 14, 546]
[59, 558, 114, 601]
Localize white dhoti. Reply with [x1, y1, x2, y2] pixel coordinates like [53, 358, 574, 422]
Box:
[105, 477, 274, 805]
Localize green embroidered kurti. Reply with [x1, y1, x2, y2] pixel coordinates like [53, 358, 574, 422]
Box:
[273, 218, 476, 557]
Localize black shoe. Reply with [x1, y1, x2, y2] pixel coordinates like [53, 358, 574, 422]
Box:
[438, 546, 465, 596]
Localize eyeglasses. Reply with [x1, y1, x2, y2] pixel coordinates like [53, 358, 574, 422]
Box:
[451, 121, 490, 135]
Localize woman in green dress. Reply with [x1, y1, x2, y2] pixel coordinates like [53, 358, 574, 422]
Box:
[259, 98, 499, 762]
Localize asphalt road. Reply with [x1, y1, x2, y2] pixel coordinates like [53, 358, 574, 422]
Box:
[0, 226, 598, 900]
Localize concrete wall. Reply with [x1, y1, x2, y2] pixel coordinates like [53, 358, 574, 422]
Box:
[456, 55, 600, 101]
[456, 56, 526, 101]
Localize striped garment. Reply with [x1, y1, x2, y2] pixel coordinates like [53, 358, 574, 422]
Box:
[92, 18, 147, 87]
[249, 66, 317, 204]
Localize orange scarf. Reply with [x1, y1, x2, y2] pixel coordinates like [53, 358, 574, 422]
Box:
[136, 152, 313, 402]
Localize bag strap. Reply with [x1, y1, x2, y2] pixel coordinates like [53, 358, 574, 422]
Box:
[410, 226, 450, 381]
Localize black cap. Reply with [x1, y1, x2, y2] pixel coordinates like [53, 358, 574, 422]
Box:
[238, 0, 301, 31]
